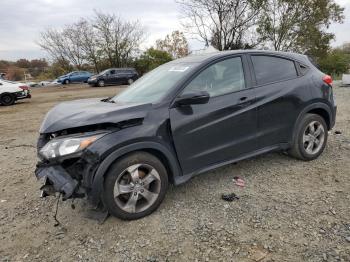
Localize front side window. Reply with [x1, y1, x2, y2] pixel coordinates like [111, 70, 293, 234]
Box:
[182, 57, 245, 97]
[251, 55, 297, 85]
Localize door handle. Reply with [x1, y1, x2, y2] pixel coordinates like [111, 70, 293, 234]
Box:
[237, 96, 253, 107]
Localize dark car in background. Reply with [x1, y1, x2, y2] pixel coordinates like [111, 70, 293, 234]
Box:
[35, 50, 336, 220]
[57, 71, 92, 85]
[88, 68, 139, 87]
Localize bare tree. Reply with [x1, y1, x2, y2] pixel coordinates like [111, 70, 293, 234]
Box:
[93, 11, 145, 67]
[156, 30, 189, 58]
[75, 19, 101, 72]
[38, 11, 146, 71]
[177, 0, 263, 50]
[38, 27, 85, 69]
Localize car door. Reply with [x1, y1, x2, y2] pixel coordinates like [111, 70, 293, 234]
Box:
[116, 70, 127, 84]
[111, 70, 123, 84]
[105, 70, 116, 84]
[170, 55, 259, 175]
[69, 72, 79, 83]
[248, 54, 308, 148]
[78, 72, 87, 82]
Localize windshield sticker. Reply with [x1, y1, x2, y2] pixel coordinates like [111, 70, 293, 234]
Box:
[169, 66, 189, 72]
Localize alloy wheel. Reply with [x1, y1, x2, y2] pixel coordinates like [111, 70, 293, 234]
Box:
[113, 164, 161, 213]
[302, 121, 325, 155]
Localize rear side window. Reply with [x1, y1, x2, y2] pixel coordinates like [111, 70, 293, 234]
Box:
[251, 55, 297, 85]
[298, 64, 309, 75]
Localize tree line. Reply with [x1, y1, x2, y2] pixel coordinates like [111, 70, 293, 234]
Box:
[37, 11, 189, 78]
[177, 0, 344, 58]
[175, 0, 349, 76]
[3, 1, 348, 81]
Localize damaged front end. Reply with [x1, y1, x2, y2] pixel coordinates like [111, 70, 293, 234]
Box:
[35, 130, 107, 202]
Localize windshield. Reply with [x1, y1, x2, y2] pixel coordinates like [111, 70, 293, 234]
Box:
[99, 69, 109, 75]
[112, 63, 195, 104]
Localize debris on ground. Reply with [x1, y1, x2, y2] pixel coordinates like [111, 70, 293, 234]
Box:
[1, 83, 350, 261]
[250, 247, 268, 261]
[221, 193, 240, 202]
[233, 176, 245, 187]
[335, 130, 342, 134]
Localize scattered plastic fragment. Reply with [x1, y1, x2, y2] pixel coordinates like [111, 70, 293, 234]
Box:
[233, 176, 245, 187]
[0, 199, 7, 203]
[221, 193, 240, 202]
[53, 194, 61, 227]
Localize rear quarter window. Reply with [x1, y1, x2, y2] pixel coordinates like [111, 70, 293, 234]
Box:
[251, 55, 297, 85]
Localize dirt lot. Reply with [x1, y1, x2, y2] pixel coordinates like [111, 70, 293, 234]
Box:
[0, 83, 349, 262]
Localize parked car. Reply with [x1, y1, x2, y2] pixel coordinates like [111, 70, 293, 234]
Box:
[88, 68, 138, 87]
[35, 50, 336, 220]
[0, 79, 31, 106]
[57, 71, 92, 85]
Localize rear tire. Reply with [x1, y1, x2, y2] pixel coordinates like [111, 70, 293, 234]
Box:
[0, 93, 15, 106]
[102, 152, 168, 220]
[289, 113, 328, 161]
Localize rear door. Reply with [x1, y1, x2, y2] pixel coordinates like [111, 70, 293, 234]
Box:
[114, 70, 125, 84]
[248, 54, 308, 148]
[170, 55, 259, 175]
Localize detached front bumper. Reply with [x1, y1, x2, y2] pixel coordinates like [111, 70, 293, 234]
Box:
[35, 164, 80, 200]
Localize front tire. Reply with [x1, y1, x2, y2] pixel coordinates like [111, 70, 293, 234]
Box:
[63, 79, 70, 85]
[97, 80, 105, 87]
[127, 78, 134, 85]
[102, 152, 168, 220]
[289, 113, 328, 161]
[0, 93, 15, 106]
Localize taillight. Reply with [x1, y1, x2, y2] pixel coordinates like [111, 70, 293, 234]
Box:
[19, 85, 29, 90]
[322, 75, 333, 86]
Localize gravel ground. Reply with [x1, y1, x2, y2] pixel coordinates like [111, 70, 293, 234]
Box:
[0, 83, 349, 262]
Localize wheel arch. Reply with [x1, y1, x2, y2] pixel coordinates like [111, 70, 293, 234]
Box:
[88, 141, 182, 206]
[307, 107, 330, 130]
[292, 102, 332, 144]
[0, 92, 16, 105]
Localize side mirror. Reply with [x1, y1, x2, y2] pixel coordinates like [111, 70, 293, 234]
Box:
[175, 91, 210, 106]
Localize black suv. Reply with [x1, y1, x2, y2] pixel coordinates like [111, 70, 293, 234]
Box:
[88, 68, 138, 87]
[35, 50, 336, 220]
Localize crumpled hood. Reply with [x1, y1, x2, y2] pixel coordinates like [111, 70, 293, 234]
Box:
[40, 98, 152, 133]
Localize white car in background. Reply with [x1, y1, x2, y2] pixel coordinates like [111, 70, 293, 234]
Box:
[0, 79, 31, 106]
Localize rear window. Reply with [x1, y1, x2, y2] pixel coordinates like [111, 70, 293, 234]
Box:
[252, 55, 297, 85]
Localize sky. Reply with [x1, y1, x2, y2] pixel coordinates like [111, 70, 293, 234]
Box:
[0, 0, 349, 61]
